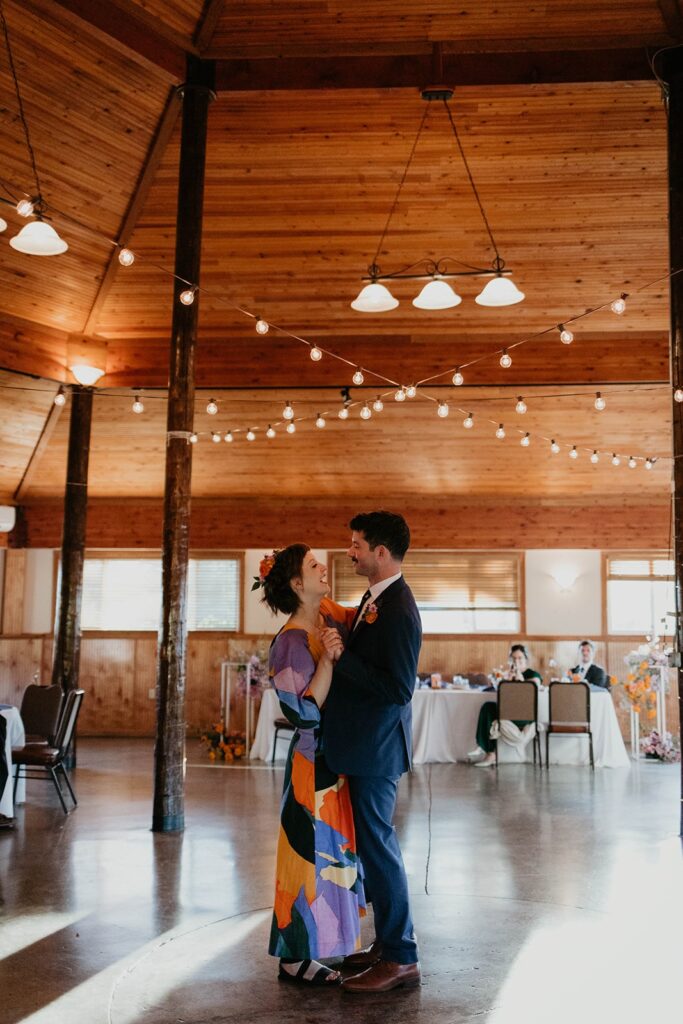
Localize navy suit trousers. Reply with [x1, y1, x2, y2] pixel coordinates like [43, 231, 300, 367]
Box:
[348, 774, 418, 965]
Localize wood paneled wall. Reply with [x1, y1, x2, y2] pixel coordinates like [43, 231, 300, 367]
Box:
[18, 498, 671, 550]
[0, 632, 677, 744]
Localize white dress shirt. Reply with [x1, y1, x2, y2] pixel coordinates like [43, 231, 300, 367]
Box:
[354, 571, 403, 629]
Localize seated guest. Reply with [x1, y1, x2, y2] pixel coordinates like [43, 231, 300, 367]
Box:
[468, 643, 543, 768]
[570, 640, 610, 690]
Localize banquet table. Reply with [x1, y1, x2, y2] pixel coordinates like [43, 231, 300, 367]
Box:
[250, 686, 630, 768]
[0, 706, 26, 817]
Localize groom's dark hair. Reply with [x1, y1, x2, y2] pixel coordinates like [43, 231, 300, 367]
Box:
[349, 510, 410, 561]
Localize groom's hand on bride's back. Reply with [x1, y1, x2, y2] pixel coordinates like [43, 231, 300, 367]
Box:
[320, 627, 344, 661]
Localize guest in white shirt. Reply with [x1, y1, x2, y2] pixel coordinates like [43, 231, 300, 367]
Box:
[570, 640, 610, 690]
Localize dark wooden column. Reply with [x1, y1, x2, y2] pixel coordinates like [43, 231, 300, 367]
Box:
[664, 50, 683, 836]
[51, 385, 93, 695]
[153, 57, 215, 833]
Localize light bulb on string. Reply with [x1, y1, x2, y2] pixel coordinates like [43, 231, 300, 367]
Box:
[360, 403, 372, 420]
[559, 324, 574, 344]
[53, 387, 66, 407]
[266, 425, 276, 439]
[373, 396, 384, 412]
[645, 458, 654, 470]
[628, 456, 637, 468]
[316, 413, 326, 429]
[16, 198, 34, 217]
[189, 432, 198, 444]
[594, 392, 606, 411]
[206, 398, 218, 415]
[118, 247, 135, 267]
[463, 413, 474, 429]
[286, 422, 296, 434]
[283, 401, 294, 420]
[352, 367, 365, 386]
[675, 388, 683, 403]
[496, 423, 505, 439]
[310, 345, 323, 362]
[612, 453, 620, 466]
[515, 396, 527, 414]
[211, 431, 221, 443]
[437, 401, 449, 418]
[395, 387, 406, 402]
[520, 432, 531, 447]
[591, 450, 599, 464]
[610, 294, 627, 315]
[224, 431, 233, 443]
[246, 429, 256, 442]
[255, 318, 269, 335]
[406, 384, 417, 399]
[132, 394, 144, 414]
[179, 287, 196, 306]
[551, 440, 560, 454]
[499, 349, 512, 368]
[452, 369, 464, 386]
[338, 406, 349, 420]
[569, 445, 578, 459]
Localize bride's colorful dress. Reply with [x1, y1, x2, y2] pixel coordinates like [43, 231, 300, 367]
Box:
[268, 598, 366, 959]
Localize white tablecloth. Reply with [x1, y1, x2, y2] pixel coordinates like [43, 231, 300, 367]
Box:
[1, 707, 26, 816]
[250, 686, 630, 769]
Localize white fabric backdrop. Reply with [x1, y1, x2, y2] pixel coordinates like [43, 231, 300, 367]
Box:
[1, 707, 26, 816]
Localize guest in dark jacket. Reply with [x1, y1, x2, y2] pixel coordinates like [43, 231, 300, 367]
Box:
[570, 640, 610, 690]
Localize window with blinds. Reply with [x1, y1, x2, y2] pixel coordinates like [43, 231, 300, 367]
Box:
[77, 554, 241, 631]
[606, 553, 674, 635]
[332, 551, 521, 634]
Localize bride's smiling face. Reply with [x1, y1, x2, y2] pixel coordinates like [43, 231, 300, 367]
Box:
[292, 551, 329, 601]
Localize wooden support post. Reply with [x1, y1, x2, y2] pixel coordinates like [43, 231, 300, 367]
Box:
[663, 50, 683, 835]
[153, 56, 214, 833]
[51, 385, 93, 695]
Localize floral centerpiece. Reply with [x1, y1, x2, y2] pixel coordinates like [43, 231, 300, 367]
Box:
[620, 642, 671, 719]
[640, 729, 680, 763]
[201, 725, 247, 762]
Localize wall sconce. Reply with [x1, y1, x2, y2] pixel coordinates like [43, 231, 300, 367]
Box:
[549, 567, 580, 592]
[69, 364, 105, 386]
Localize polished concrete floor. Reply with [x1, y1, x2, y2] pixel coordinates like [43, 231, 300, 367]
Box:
[0, 740, 681, 1024]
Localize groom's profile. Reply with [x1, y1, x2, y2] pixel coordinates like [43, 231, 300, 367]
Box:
[321, 510, 422, 992]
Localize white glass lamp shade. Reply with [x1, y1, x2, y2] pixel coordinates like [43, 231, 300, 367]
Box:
[475, 274, 524, 307]
[69, 364, 105, 386]
[412, 279, 462, 310]
[0, 217, 7, 232]
[10, 219, 68, 256]
[351, 281, 399, 312]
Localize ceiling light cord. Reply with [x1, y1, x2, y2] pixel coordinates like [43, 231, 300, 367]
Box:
[0, 0, 43, 210]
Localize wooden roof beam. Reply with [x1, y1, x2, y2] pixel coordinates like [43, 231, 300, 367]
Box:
[194, 0, 228, 53]
[214, 48, 656, 91]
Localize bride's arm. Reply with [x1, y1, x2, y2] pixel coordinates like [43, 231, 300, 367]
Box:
[305, 650, 334, 708]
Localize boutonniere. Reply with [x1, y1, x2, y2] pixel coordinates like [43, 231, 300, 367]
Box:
[362, 602, 379, 625]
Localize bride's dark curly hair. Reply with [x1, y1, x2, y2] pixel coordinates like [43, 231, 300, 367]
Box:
[262, 543, 310, 615]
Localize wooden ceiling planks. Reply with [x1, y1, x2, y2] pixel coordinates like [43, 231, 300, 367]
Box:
[14, 383, 670, 503]
[0, 0, 174, 333]
[0, 370, 60, 503]
[208, 0, 670, 57]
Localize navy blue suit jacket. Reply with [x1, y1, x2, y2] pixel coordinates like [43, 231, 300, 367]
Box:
[323, 576, 422, 778]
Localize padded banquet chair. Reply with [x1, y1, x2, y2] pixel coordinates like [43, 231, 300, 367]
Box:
[496, 681, 542, 767]
[19, 684, 63, 745]
[546, 681, 594, 770]
[13, 689, 84, 814]
[270, 717, 295, 763]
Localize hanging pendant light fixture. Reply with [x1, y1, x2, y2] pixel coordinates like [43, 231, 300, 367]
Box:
[350, 88, 523, 313]
[1, 4, 68, 256]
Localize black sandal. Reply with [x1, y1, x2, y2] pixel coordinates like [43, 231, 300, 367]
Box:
[278, 959, 341, 986]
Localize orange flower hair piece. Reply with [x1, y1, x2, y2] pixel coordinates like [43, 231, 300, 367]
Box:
[252, 550, 280, 591]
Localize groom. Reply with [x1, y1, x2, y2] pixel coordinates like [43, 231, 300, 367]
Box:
[321, 510, 422, 992]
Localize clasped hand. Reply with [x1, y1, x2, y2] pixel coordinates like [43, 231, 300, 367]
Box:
[319, 626, 344, 662]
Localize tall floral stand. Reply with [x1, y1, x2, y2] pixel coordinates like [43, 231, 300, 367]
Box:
[630, 668, 667, 760]
[630, 708, 641, 759]
[220, 660, 255, 759]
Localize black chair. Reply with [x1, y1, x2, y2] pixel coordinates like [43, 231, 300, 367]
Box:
[546, 681, 594, 770]
[19, 684, 63, 745]
[270, 717, 295, 763]
[13, 689, 85, 814]
[496, 680, 542, 767]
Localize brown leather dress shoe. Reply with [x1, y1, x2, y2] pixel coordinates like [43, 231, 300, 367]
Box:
[343, 939, 382, 969]
[342, 959, 421, 993]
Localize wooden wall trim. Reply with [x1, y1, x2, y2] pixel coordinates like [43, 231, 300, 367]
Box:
[1, 549, 26, 635]
[18, 498, 672, 551]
